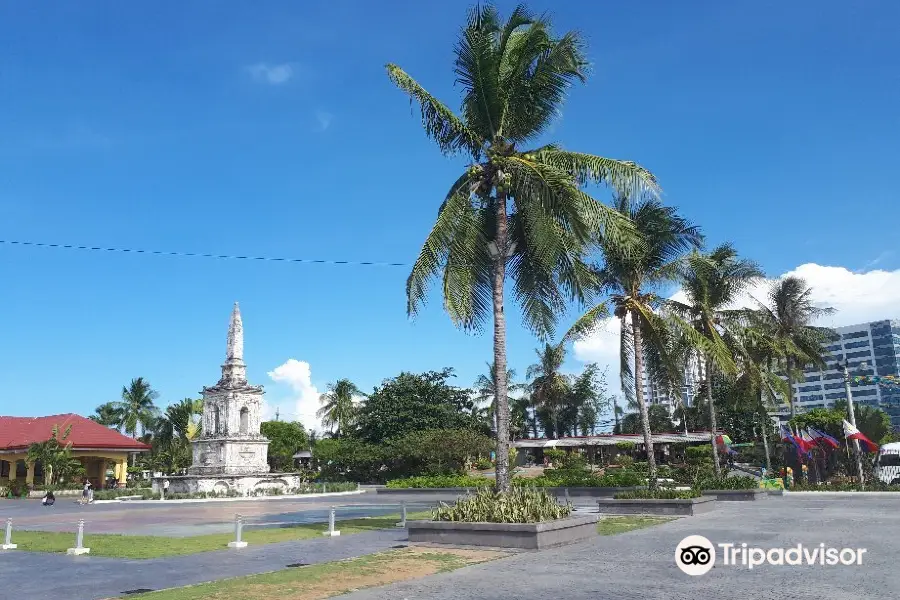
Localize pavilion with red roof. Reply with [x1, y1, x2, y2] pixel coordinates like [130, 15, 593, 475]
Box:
[0, 413, 150, 489]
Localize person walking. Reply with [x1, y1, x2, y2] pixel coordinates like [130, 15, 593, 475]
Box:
[162, 478, 170, 500]
[81, 480, 90, 505]
[42, 490, 55, 506]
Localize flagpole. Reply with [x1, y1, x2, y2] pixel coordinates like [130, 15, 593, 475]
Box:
[838, 357, 865, 488]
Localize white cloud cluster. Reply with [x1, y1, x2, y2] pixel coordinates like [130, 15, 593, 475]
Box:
[573, 263, 900, 397]
[266, 359, 321, 431]
[246, 63, 294, 85]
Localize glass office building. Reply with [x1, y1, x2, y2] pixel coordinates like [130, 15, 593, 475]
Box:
[777, 319, 900, 428]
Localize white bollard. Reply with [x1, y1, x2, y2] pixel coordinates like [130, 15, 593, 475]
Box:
[395, 501, 407, 528]
[322, 506, 340, 537]
[564, 488, 571, 504]
[228, 514, 248, 548]
[323, 483, 327, 494]
[2, 518, 16, 550]
[66, 520, 90, 555]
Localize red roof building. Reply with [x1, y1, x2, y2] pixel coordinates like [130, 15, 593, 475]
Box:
[0, 413, 150, 489]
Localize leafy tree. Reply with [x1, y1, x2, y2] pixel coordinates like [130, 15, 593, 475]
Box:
[314, 438, 384, 483]
[673, 244, 764, 476]
[751, 276, 835, 417]
[473, 362, 524, 436]
[260, 421, 309, 472]
[618, 405, 675, 435]
[567, 196, 703, 487]
[568, 364, 612, 436]
[113, 377, 160, 439]
[355, 369, 488, 443]
[89, 402, 123, 429]
[387, 429, 493, 476]
[317, 379, 362, 438]
[389, 4, 657, 491]
[527, 342, 569, 438]
[27, 425, 82, 486]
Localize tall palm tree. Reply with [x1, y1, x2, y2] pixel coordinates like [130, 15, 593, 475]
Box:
[673, 244, 764, 476]
[473, 362, 524, 436]
[389, 4, 658, 492]
[113, 377, 160, 439]
[89, 402, 123, 429]
[566, 196, 703, 488]
[752, 276, 835, 418]
[317, 379, 362, 438]
[527, 342, 570, 439]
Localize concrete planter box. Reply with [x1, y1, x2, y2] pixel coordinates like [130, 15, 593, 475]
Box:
[767, 489, 784, 496]
[597, 496, 716, 516]
[407, 514, 599, 549]
[701, 489, 769, 501]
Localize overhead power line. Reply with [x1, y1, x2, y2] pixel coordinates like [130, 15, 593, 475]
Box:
[0, 239, 408, 267]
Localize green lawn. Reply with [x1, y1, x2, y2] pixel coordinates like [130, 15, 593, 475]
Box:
[596, 516, 674, 536]
[123, 547, 503, 600]
[12, 512, 431, 559]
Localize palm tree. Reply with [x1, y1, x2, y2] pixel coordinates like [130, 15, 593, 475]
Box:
[566, 196, 703, 488]
[89, 402, 123, 429]
[473, 362, 524, 436]
[317, 379, 362, 438]
[752, 276, 835, 418]
[113, 377, 160, 439]
[673, 244, 764, 476]
[389, 4, 658, 492]
[527, 342, 570, 439]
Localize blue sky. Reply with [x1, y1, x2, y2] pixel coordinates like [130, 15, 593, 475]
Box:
[1, 1, 898, 427]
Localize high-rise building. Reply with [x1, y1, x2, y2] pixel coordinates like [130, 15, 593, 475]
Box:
[641, 353, 704, 415]
[776, 319, 900, 427]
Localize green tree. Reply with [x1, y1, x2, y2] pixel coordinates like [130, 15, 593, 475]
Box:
[566, 196, 702, 487]
[113, 377, 160, 439]
[752, 276, 835, 418]
[389, 4, 657, 491]
[673, 244, 764, 476]
[26, 425, 82, 486]
[317, 379, 362, 439]
[568, 364, 612, 436]
[618, 405, 675, 435]
[527, 342, 570, 438]
[473, 362, 523, 437]
[355, 369, 487, 443]
[260, 421, 309, 472]
[89, 402, 123, 429]
[388, 429, 493, 476]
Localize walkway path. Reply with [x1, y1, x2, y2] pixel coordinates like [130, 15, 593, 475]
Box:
[3, 528, 407, 600]
[339, 496, 897, 600]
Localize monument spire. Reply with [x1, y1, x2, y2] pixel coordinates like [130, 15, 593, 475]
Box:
[226, 302, 244, 362]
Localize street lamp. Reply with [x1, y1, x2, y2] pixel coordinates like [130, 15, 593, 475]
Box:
[835, 355, 866, 487]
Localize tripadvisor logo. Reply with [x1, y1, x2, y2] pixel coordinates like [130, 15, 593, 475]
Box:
[675, 535, 867, 574]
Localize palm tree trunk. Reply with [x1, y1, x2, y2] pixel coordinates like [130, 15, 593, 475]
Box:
[492, 190, 511, 494]
[705, 356, 722, 478]
[631, 313, 658, 489]
[786, 356, 796, 418]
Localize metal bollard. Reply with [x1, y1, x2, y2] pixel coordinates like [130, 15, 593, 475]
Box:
[1, 518, 16, 550]
[564, 488, 571, 504]
[322, 506, 340, 537]
[66, 520, 90, 555]
[323, 483, 327, 494]
[395, 501, 408, 528]
[228, 514, 248, 548]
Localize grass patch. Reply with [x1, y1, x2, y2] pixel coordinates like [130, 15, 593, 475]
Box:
[118, 547, 505, 599]
[12, 512, 430, 559]
[596, 516, 674, 536]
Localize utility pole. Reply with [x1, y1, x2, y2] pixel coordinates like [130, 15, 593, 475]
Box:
[837, 355, 865, 487]
[275, 408, 280, 422]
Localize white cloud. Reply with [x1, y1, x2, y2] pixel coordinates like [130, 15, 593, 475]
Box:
[315, 111, 333, 131]
[246, 63, 294, 85]
[266, 359, 321, 431]
[572, 263, 900, 398]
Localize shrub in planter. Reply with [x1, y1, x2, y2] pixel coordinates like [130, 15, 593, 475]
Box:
[473, 458, 492, 471]
[613, 489, 701, 500]
[697, 476, 757, 490]
[386, 475, 493, 489]
[432, 487, 572, 523]
[543, 449, 566, 466]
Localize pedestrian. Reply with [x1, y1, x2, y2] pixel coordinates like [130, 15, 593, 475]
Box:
[87, 481, 94, 504]
[162, 478, 170, 500]
[42, 490, 55, 506]
[81, 480, 90, 504]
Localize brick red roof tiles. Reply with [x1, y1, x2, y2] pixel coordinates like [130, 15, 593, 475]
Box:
[0, 413, 150, 452]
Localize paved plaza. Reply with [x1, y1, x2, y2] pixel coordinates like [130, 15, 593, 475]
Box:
[1, 494, 897, 599]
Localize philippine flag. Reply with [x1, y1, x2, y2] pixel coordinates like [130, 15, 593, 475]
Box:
[842, 420, 879, 453]
[808, 427, 840, 450]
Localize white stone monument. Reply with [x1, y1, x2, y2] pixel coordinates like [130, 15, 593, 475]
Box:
[154, 303, 302, 496]
[189, 303, 270, 476]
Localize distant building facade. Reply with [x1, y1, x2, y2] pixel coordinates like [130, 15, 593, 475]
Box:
[775, 319, 900, 427]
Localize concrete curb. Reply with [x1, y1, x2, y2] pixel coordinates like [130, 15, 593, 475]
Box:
[408, 514, 599, 549]
[92, 490, 367, 505]
[783, 491, 900, 497]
